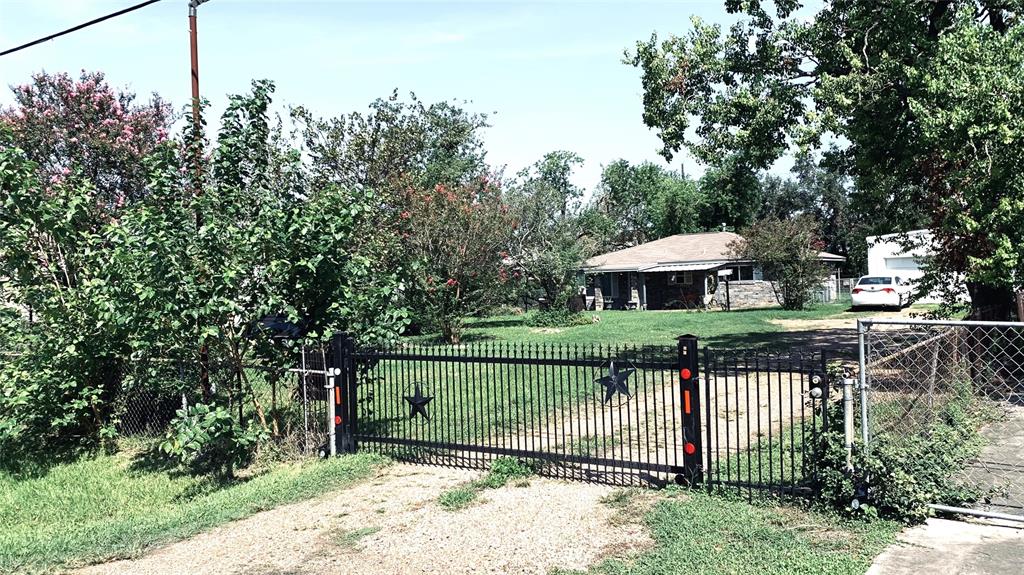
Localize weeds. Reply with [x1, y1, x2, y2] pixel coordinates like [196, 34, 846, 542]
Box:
[437, 457, 538, 511]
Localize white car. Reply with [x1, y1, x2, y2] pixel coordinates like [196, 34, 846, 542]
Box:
[851, 275, 912, 310]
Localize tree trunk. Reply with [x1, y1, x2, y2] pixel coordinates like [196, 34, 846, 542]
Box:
[966, 282, 1014, 321]
[963, 283, 1014, 394]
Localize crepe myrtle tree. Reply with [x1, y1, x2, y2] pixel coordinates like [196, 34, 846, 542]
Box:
[0, 70, 172, 214]
[730, 216, 830, 310]
[0, 80, 410, 457]
[0, 130, 134, 456]
[403, 178, 516, 344]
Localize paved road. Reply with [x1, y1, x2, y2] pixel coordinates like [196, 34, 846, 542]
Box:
[969, 407, 1024, 514]
[868, 518, 1023, 575]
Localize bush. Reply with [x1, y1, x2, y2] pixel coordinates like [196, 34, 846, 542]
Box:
[525, 308, 594, 328]
[730, 216, 829, 310]
[813, 378, 995, 524]
[160, 404, 267, 478]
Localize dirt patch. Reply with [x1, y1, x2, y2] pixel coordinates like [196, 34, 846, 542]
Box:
[77, 464, 652, 575]
[769, 317, 858, 331]
[528, 327, 564, 334]
[769, 307, 924, 333]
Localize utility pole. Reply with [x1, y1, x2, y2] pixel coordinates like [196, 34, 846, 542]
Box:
[189, 1, 205, 130]
[189, 0, 211, 398]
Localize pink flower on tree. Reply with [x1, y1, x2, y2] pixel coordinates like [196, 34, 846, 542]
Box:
[0, 70, 171, 215]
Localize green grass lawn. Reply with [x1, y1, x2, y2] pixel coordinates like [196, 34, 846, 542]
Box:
[596, 491, 899, 575]
[431, 301, 899, 348]
[557, 489, 899, 575]
[0, 449, 386, 574]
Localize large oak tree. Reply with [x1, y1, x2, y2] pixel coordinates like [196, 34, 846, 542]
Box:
[629, 1, 1024, 318]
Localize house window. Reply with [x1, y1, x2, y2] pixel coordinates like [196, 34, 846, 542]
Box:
[602, 273, 620, 298]
[668, 272, 694, 285]
[722, 265, 754, 281]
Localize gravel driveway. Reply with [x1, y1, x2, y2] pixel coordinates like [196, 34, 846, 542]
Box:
[77, 464, 651, 575]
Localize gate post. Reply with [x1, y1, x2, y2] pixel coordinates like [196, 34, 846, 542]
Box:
[329, 332, 358, 454]
[676, 334, 703, 485]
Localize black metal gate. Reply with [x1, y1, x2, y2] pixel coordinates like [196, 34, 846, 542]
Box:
[327, 334, 827, 491]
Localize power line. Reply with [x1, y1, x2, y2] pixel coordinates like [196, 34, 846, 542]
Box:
[0, 0, 165, 58]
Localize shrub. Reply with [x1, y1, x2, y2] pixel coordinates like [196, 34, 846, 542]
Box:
[730, 216, 830, 310]
[438, 486, 479, 510]
[160, 403, 267, 478]
[813, 378, 995, 524]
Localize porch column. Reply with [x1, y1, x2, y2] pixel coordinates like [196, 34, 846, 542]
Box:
[639, 273, 647, 310]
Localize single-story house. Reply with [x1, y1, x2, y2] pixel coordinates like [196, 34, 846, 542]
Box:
[581, 231, 845, 310]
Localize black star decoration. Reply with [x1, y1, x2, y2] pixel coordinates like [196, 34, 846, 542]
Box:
[404, 384, 434, 421]
[595, 361, 635, 405]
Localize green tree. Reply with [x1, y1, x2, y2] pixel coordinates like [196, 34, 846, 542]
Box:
[910, 14, 1024, 317]
[654, 174, 704, 237]
[508, 151, 591, 304]
[0, 80, 407, 457]
[294, 91, 488, 200]
[628, 1, 1024, 318]
[0, 130, 129, 457]
[697, 156, 761, 230]
[730, 216, 830, 310]
[596, 159, 703, 245]
[757, 152, 859, 275]
[294, 91, 493, 330]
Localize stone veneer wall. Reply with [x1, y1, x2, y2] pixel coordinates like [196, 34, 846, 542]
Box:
[712, 280, 780, 309]
[592, 285, 604, 310]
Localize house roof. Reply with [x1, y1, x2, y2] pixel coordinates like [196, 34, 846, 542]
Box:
[583, 231, 845, 273]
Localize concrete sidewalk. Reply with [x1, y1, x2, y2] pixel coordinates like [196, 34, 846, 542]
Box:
[868, 517, 1024, 575]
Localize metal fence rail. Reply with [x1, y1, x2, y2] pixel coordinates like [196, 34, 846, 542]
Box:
[329, 336, 828, 493]
[703, 349, 827, 498]
[349, 341, 686, 486]
[859, 318, 1024, 517]
[113, 347, 334, 456]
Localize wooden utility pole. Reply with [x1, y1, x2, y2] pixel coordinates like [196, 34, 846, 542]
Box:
[190, 0, 211, 397]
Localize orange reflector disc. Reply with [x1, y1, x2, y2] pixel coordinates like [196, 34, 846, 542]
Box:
[334, 415, 341, 425]
[684, 442, 696, 455]
[680, 368, 692, 380]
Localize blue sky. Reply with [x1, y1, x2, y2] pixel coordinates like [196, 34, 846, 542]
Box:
[0, 0, 755, 192]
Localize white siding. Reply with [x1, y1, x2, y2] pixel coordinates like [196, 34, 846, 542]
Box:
[865, 229, 961, 304]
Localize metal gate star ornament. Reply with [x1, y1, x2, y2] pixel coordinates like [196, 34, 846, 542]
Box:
[596, 361, 635, 405]
[404, 384, 434, 420]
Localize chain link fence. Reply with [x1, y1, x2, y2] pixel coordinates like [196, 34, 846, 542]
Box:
[112, 345, 334, 455]
[859, 318, 1024, 517]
